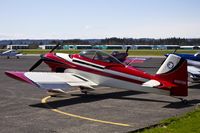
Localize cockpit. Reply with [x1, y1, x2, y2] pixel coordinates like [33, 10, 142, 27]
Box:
[79, 50, 123, 64]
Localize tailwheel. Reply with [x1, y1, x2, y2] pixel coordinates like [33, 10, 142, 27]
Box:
[178, 98, 188, 105]
[173, 96, 189, 105]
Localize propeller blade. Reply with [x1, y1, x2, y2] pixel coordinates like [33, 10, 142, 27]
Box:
[50, 43, 60, 53]
[172, 48, 178, 54]
[29, 59, 43, 71]
[126, 47, 130, 54]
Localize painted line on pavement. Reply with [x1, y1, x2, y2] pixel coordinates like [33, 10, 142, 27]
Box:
[41, 95, 131, 127]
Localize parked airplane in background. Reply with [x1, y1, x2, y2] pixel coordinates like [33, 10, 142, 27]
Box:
[166, 50, 200, 82]
[0, 49, 23, 59]
[5, 44, 188, 103]
[111, 47, 149, 65]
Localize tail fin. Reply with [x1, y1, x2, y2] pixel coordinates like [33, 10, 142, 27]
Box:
[156, 54, 188, 96]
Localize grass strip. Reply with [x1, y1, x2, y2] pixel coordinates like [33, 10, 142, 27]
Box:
[130, 106, 200, 133]
[16, 49, 199, 56]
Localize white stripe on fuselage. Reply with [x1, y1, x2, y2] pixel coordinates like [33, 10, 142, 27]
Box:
[73, 58, 105, 69]
[72, 57, 149, 83]
[65, 69, 169, 95]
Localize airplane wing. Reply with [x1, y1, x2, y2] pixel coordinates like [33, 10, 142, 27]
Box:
[188, 66, 200, 75]
[188, 66, 200, 80]
[16, 53, 23, 56]
[2, 50, 12, 54]
[5, 71, 97, 90]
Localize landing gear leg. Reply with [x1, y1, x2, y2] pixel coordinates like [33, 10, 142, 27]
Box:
[81, 91, 88, 95]
[50, 94, 58, 97]
[80, 86, 88, 95]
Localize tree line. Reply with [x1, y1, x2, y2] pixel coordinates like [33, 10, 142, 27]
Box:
[62, 38, 200, 46]
[0, 38, 199, 49]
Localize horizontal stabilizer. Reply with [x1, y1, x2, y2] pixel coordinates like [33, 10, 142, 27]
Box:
[142, 80, 160, 87]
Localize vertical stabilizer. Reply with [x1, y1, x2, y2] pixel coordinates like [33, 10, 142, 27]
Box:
[156, 54, 188, 96]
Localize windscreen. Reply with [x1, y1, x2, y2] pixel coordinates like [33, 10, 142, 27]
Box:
[80, 50, 123, 64]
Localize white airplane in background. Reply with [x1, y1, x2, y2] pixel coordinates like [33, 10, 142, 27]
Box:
[0, 49, 23, 59]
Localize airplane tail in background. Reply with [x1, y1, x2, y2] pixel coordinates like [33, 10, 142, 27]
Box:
[155, 54, 188, 96]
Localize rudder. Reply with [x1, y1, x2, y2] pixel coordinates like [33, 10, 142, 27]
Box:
[156, 54, 188, 96]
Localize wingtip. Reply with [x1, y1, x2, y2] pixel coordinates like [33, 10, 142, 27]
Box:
[5, 71, 35, 85]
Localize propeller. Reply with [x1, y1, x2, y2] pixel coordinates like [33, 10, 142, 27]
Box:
[29, 43, 61, 71]
[29, 55, 44, 71]
[50, 43, 60, 53]
[172, 48, 178, 54]
[29, 59, 43, 71]
[126, 47, 130, 54]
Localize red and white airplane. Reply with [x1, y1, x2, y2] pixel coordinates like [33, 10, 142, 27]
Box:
[5, 45, 188, 99]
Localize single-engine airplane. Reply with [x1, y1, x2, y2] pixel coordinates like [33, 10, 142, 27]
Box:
[0, 49, 23, 59]
[166, 50, 200, 82]
[5, 45, 188, 101]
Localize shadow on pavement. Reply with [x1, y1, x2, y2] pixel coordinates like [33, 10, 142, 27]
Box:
[30, 90, 200, 109]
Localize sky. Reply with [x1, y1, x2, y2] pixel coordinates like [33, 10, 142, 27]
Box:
[0, 0, 200, 40]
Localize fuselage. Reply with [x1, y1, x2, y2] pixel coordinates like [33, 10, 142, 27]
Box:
[42, 51, 169, 95]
